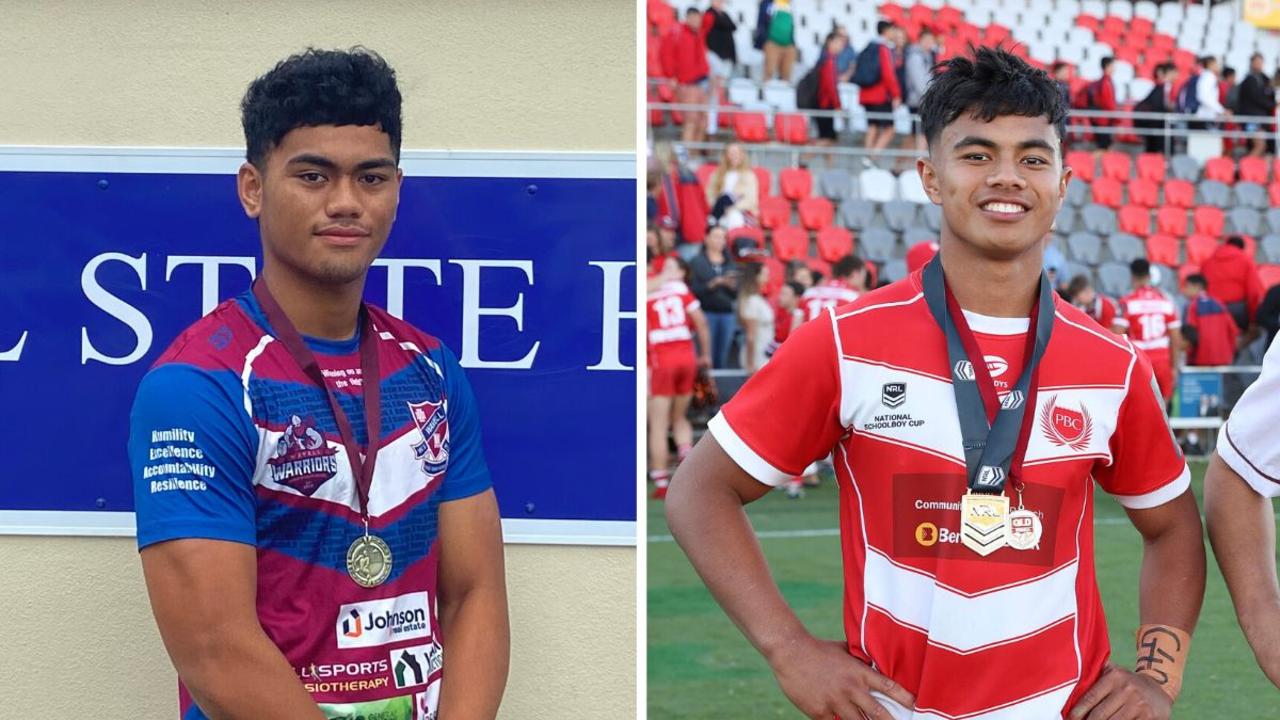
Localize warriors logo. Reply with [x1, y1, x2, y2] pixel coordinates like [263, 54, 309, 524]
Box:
[268, 415, 339, 496]
[409, 400, 450, 478]
[1039, 395, 1093, 452]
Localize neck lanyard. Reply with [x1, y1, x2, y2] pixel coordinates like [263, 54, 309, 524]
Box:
[253, 280, 381, 523]
[921, 254, 1055, 494]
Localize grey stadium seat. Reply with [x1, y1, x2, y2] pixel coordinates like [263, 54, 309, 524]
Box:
[903, 226, 935, 247]
[1262, 234, 1280, 263]
[1066, 178, 1090, 207]
[818, 168, 853, 201]
[1170, 154, 1201, 182]
[1151, 263, 1178, 294]
[922, 204, 942, 232]
[1228, 207, 1263, 236]
[1061, 261, 1093, 287]
[1055, 206, 1078, 235]
[1235, 182, 1268, 210]
[1198, 180, 1231, 207]
[1266, 209, 1280, 234]
[1081, 204, 1117, 236]
[1108, 233, 1145, 263]
[882, 200, 919, 232]
[1067, 231, 1103, 265]
[840, 198, 876, 230]
[860, 227, 897, 262]
[1097, 262, 1131, 298]
[881, 258, 909, 283]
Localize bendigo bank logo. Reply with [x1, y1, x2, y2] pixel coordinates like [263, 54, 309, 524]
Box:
[409, 400, 450, 478]
[336, 592, 432, 649]
[268, 415, 339, 495]
[1039, 395, 1093, 452]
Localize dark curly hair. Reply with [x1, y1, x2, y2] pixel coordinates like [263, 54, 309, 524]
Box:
[240, 47, 402, 168]
[918, 45, 1067, 154]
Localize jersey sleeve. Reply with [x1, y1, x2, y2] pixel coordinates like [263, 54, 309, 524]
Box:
[435, 345, 493, 502]
[1219, 337, 1280, 497]
[1093, 350, 1190, 508]
[1165, 299, 1181, 330]
[708, 309, 844, 486]
[128, 363, 259, 550]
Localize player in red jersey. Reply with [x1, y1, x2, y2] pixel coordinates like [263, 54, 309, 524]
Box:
[802, 254, 866, 320]
[648, 250, 711, 499]
[1116, 259, 1183, 404]
[667, 47, 1203, 720]
[1066, 273, 1124, 333]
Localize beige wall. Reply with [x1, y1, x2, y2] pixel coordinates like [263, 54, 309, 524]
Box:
[0, 2, 636, 718]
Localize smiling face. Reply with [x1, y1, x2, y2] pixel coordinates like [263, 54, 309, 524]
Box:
[238, 124, 403, 287]
[917, 112, 1070, 262]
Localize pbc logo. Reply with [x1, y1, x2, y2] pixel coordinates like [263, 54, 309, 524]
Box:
[974, 465, 1005, 489]
[953, 361, 975, 381]
[881, 382, 906, 408]
[409, 400, 450, 478]
[1039, 395, 1094, 451]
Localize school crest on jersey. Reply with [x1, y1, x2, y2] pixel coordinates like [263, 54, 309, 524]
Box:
[268, 414, 339, 496]
[409, 400, 450, 478]
[1039, 395, 1093, 452]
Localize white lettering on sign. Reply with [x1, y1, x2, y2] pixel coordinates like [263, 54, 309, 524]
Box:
[0, 330, 28, 362]
[81, 252, 153, 366]
[587, 261, 636, 372]
[450, 259, 541, 370]
[374, 258, 443, 319]
[165, 255, 258, 315]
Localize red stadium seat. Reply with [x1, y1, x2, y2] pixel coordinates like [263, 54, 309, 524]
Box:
[770, 224, 808, 262]
[759, 196, 790, 229]
[937, 6, 964, 29]
[1095, 29, 1123, 49]
[727, 225, 766, 252]
[696, 163, 717, 190]
[1156, 207, 1188, 237]
[1164, 180, 1194, 209]
[881, 2, 907, 23]
[1136, 153, 1166, 182]
[1119, 206, 1152, 236]
[1172, 49, 1196, 72]
[734, 112, 769, 143]
[1129, 179, 1159, 209]
[754, 166, 773, 199]
[798, 197, 834, 231]
[1150, 34, 1175, 53]
[1076, 14, 1101, 31]
[803, 256, 832, 279]
[816, 226, 854, 262]
[1240, 156, 1269, 184]
[909, 4, 932, 26]
[1102, 15, 1126, 35]
[1101, 151, 1131, 181]
[984, 23, 1010, 45]
[1092, 177, 1124, 208]
[775, 114, 810, 145]
[779, 168, 813, 202]
[1146, 235, 1180, 266]
[1186, 234, 1217, 265]
[1066, 150, 1096, 183]
[1204, 157, 1236, 184]
[1131, 17, 1154, 37]
[1179, 263, 1201, 289]
[1193, 206, 1225, 236]
[1113, 46, 1141, 66]
[1259, 263, 1280, 290]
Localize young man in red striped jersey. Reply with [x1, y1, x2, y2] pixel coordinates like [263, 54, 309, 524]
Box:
[667, 47, 1204, 720]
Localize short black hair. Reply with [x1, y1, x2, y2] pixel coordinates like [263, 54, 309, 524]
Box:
[1226, 235, 1245, 249]
[784, 281, 806, 297]
[1130, 258, 1151, 277]
[1199, 55, 1216, 69]
[877, 20, 896, 35]
[1066, 273, 1092, 298]
[1186, 273, 1208, 288]
[1223, 66, 1237, 79]
[833, 254, 865, 278]
[241, 47, 403, 168]
[686, 6, 701, 16]
[918, 45, 1068, 152]
[1100, 56, 1114, 72]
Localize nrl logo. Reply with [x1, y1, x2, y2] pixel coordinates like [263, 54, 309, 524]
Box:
[953, 360, 975, 381]
[1039, 395, 1093, 451]
[1000, 390, 1025, 410]
[974, 465, 1005, 489]
[881, 382, 906, 408]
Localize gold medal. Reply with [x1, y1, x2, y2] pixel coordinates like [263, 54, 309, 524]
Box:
[346, 534, 393, 588]
[1007, 508, 1043, 551]
[959, 491, 1009, 556]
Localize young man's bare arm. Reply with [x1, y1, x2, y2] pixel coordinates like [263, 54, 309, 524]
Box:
[437, 489, 510, 719]
[141, 539, 326, 720]
[689, 307, 712, 367]
[666, 434, 914, 720]
[1205, 453, 1280, 687]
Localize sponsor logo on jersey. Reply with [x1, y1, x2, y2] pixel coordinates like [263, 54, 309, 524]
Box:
[268, 414, 339, 496]
[984, 355, 1008, 378]
[881, 382, 906, 408]
[390, 642, 443, 689]
[1039, 395, 1094, 452]
[409, 400, 450, 478]
[415, 679, 442, 720]
[337, 592, 432, 649]
[297, 659, 391, 693]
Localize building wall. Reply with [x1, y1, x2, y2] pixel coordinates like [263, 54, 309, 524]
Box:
[0, 2, 636, 718]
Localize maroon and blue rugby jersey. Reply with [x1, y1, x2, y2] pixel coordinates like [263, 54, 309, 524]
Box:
[128, 290, 491, 720]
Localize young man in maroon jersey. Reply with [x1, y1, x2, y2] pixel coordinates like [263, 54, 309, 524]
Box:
[667, 47, 1204, 720]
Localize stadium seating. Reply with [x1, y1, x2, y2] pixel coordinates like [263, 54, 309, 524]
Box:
[1164, 179, 1195, 209]
[771, 225, 809, 261]
[1240, 156, 1270, 185]
[1260, 263, 1280, 289]
[775, 114, 810, 145]
[1136, 153, 1166, 183]
[1204, 157, 1236, 184]
[1091, 177, 1124, 209]
[759, 196, 790, 229]
[1193, 206, 1225, 236]
[1146, 234, 1180, 266]
[1156, 207, 1188, 237]
[799, 197, 835, 231]
[817, 226, 855, 263]
[780, 168, 813, 202]
[1118, 206, 1151, 236]
[1186, 234, 1217, 265]
[1128, 179, 1159, 209]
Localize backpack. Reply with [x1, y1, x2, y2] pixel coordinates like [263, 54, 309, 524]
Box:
[1176, 73, 1201, 114]
[852, 42, 883, 88]
[796, 63, 821, 109]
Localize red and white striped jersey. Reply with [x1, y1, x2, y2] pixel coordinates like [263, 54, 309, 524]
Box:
[802, 278, 861, 321]
[1116, 286, 1180, 353]
[709, 271, 1188, 719]
[647, 280, 700, 351]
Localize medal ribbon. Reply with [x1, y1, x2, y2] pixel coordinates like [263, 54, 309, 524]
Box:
[921, 254, 1055, 493]
[253, 279, 381, 524]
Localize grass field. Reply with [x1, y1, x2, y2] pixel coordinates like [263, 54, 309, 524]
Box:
[647, 460, 1280, 718]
